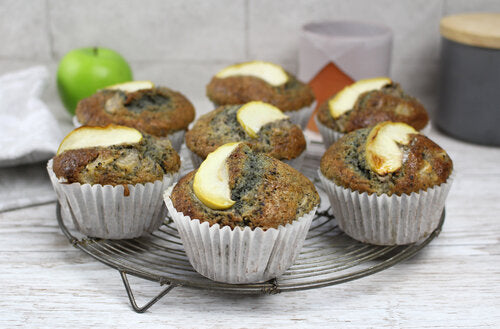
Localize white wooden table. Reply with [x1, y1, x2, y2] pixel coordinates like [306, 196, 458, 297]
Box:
[1, 127, 499, 328]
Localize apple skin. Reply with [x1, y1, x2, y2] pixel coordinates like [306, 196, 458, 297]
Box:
[57, 47, 133, 115]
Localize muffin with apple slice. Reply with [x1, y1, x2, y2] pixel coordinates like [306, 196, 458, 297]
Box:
[315, 77, 429, 147]
[164, 142, 320, 283]
[206, 61, 315, 129]
[75, 80, 195, 152]
[47, 125, 180, 239]
[318, 121, 453, 245]
[185, 101, 307, 170]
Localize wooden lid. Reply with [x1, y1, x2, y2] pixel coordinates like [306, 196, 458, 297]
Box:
[440, 13, 500, 49]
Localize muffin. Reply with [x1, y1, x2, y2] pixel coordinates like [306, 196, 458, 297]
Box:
[185, 101, 307, 170]
[318, 121, 453, 245]
[75, 81, 195, 151]
[316, 77, 429, 147]
[164, 142, 320, 283]
[206, 61, 316, 129]
[47, 125, 180, 239]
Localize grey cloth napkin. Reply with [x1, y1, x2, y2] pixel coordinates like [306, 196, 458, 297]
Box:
[0, 162, 56, 212]
[0, 66, 63, 212]
[0, 66, 63, 168]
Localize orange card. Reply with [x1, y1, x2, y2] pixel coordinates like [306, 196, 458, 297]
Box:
[306, 62, 354, 131]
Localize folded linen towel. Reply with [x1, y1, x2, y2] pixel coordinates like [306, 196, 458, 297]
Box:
[0, 66, 63, 168]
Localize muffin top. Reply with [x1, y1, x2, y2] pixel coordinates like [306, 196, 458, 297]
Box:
[52, 125, 180, 186]
[76, 83, 195, 136]
[171, 143, 319, 230]
[185, 102, 306, 160]
[206, 61, 315, 112]
[320, 122, 453, 196]
[317, 81, 429, 133]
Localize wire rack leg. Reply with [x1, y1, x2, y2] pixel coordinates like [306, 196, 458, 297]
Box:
[120, 271, 175, 313]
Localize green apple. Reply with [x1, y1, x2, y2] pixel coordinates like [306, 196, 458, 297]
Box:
[57, 47, 133, 115]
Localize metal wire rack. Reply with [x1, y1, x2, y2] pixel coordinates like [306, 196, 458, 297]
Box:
[56, 145, 445, 313]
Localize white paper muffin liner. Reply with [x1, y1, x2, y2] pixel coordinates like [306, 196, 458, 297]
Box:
[164, 185, 317, 283]
[72, 115, 82, 128]
[318, 170, 454, 245]
[286, 101, 316, 130]
[420, 121, 431, 135]
[47, 159, 179, 239]
[282, 149, 307, 172]
[188, 149, 204, 169]
[315, 116, 345, 149]
[282, 134, 310, 172]
[73, 116, 185, 152]
[167, 129, 185, 152]
[188, 147, 306, 172]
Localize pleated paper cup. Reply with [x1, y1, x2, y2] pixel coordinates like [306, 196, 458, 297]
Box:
[315, 116, 344, 149]
[167, 129, 185, 152]
[282, 148, 307, 172]
[287, 101, 317, 130]
[189, 147, 307, 172]
[164, 186, 317, 284]
[72, 116, 82, 128]
[318, 170, 454, 245]
[188, 149, 204, 169]
[420, 122, 432, 135]
[47, 159, 179, 239]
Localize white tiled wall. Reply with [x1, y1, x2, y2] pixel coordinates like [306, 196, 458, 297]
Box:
[0, 0, 498, 124]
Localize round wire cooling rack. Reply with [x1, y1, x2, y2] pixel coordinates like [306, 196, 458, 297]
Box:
[55, 144, 445, 313]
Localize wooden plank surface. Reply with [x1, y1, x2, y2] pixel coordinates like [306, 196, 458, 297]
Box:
[1, 128, 499, 328]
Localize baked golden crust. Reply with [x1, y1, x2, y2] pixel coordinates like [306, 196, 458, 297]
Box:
[185, 105, 306, 160]
[206, 74, 315, 112]
[171, 144, 319, 230]
[76, 87, 195, 136]
[320, 126, 453, 196]
[317, 84, 429, 133]
[52, 135, 180, 185]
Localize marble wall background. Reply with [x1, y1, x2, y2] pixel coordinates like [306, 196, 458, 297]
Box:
[1, 0, 499, 127]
